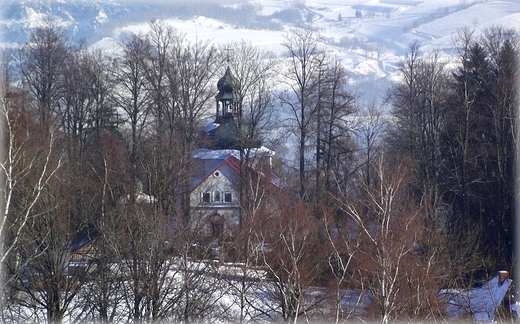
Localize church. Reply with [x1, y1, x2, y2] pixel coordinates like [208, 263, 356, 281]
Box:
[189, 66, 275, 240]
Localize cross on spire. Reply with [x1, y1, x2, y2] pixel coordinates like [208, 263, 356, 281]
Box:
[223, 46, 233, 65]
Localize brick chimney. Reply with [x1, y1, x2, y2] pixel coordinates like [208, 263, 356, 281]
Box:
[498, 270, 509, 285]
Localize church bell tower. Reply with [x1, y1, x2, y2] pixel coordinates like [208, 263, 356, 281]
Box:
[205, 66, 241, 150]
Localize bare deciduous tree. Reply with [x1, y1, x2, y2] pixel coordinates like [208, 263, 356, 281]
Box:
[17, 21, 70, 126]
[112, 33, 151, 182]
[334, 154, 443, 323]
[0, 72, 65, 320]
[279, 28, 327, 201]
[388, 43, 451, 281]
[315, 58, 357, 197]
[322, 204, 362, 323]
[357, 101, 387, 189]
[171, 36, 218, 224]
[259, 195, 328, 323]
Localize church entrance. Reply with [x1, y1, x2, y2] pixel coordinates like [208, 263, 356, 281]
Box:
[208, 212, 224, 239]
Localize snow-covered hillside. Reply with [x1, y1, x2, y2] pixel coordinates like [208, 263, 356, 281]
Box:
[2, 0, 520, 102]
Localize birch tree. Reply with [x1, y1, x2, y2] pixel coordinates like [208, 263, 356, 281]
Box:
[335, 154, 443, 323]
[259, 196, 328, 323]
[0, 65, 64, 316]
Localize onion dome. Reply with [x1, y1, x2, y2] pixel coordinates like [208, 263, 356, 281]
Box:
[216, 67, 240, 101]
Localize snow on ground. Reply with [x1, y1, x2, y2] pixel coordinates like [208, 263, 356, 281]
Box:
[113, 15, 288, 55]
[89, 36, 119, 53]
[254, 0, 295, 16]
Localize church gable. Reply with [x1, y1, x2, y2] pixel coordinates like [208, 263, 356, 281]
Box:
[190, 156, 240, 207]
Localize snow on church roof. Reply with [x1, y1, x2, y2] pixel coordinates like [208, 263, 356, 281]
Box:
[204, 122, 219, 133]
[192, 148, 240, 160]
[192, 147, 275, 161]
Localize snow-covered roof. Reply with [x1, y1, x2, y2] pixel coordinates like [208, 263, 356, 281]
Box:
[442, 273, 513, 322]
[192, 147, 275, 161]
[192, 148, 240, 160]
[204, 122, 220, 133]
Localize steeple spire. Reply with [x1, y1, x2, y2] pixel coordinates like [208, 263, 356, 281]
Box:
[204, 67, 241, 150]
[215, 66, 240, 120]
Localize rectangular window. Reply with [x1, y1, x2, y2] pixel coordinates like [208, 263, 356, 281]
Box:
[202, 192, 210, 203]
[224, 193, 232, 203]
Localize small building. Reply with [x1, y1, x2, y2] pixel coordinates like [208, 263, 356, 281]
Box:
[442, 271, 516, 322]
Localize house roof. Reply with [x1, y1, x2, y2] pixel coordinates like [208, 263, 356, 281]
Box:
[191, 147, 277, 192]
[191, 154, 241, 191]
[225, 154, 241, 174]
[443, 273, 513, 322]
[70, 226, 98, 253]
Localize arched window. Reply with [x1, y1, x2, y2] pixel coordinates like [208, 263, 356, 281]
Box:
[214, 190, 221, 202]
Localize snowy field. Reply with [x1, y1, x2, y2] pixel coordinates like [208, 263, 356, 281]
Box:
[2, 0, 520, 103]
